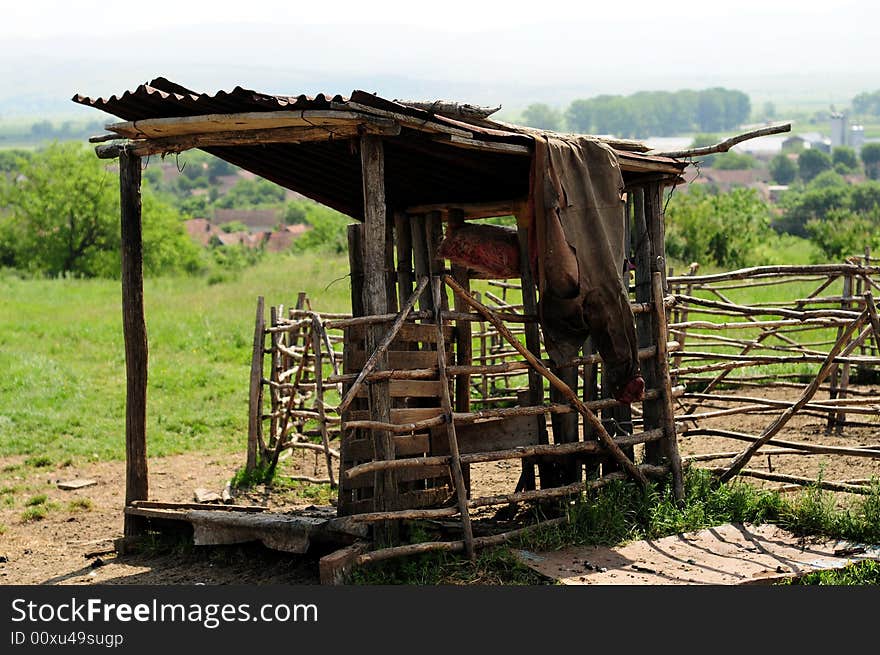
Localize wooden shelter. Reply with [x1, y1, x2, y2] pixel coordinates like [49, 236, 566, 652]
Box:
[75, 78, 696, 564]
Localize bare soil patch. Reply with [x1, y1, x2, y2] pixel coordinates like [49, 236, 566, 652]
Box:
[2, 384, 877, 585]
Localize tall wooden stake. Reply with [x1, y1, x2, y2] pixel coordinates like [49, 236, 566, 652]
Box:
[360, 134, 397, 542]
[120, 148, 148, 537]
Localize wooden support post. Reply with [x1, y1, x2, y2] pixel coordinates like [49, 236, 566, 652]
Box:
[410, 214, 433, 314]
[120, 148, 148, 537]
[433, 277, 475, 559]
[652, 272, 684, 501]
[515, 211, 545, 490]
[828, 273, 854, 433]
[347, 224, 365, 318]
[360, 134, 397, 542]
[247, 296, 266, 473]
[425, 211, 448, 310]
[394, 212, 414, 315]
[632, 187, 663, 464]
[268, 305, 281, 448]
[449, 209, 473, 493]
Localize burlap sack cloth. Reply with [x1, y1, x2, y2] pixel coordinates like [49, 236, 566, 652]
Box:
[526, 135, 642, 401]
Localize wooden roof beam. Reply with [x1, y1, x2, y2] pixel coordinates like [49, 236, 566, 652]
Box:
[106, 110, 398, 139]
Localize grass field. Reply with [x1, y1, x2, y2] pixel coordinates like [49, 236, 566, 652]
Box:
[0, 253, 351, 464]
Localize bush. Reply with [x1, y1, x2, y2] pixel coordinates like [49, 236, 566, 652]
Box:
[798, 148, 832, 182]
[665, 186, 773, 268]
[769, 153, 797, 184]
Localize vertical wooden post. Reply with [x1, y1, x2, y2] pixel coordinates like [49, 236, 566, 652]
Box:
[515, 211, 546, 490]
[247, 296, 266, 473]
[385, 212, 398, 314]
[425, 211, 448, 310]
[632, 187, 662, 464]
[120, 148, 148, 537]
[449, 209, 472, 493]
[394, 212, 414, 314]
[268, 305, 281, 448]
[411, 214, 433, 314]
[360, 134, 397, 542]
[347, 224, 365, 318]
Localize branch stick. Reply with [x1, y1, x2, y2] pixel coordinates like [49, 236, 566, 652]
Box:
[653, 123, 791, 159]
[443, 274, 648, 486]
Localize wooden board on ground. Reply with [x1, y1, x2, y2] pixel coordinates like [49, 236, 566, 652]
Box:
[515, 522, 880, 585]
[57, 479, 98, 490]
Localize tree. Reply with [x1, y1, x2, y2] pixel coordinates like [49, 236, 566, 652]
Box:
[216, 178, 286, 208]
[832, 146, 859, 173]
[665, 186, 772, 268]
[806, 208, 880, 260]
[861, 143, 880, 180]
[798, 148, 832, 183]
[0, 143, 201, 277]
[565, 99, 593, 133]
[769, 154, 797, 184]
[521, 103, 562, 131]
[713, 151, 756, 170]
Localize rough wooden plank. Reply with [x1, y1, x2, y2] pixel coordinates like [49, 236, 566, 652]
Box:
[516, 523, 880, 585]
[347, 321, 452, 343]
[354, 379, 444, 398]
[320, 541, 371, 585]
[347, 407, 445, 423]
[346, 350, 445, 369]
[57, 479, 98, 491]
[431, 415, 541, 455]
[347, 433, 431, 461]
[106, 110, 395, 138]
[119, 148, 148, 538]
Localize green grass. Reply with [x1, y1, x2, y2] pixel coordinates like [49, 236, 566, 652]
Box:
[353, 470, 880, 585]
[24, 494, 47, 506]
[781, 560, 880, 585]
[0, 252, 350, 463]
[20, 505, 47, 522]
[67, 498, 93, 511]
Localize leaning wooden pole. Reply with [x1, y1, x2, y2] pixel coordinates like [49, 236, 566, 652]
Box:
[433, 277, 475, 559]
[246, 296, 266, 473]
[444, 275, 648, 487]
[718, 309, 869, 482]
[119, 148, 148, 537]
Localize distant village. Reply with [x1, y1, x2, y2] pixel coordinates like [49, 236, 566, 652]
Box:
[647, 111, 876, 201]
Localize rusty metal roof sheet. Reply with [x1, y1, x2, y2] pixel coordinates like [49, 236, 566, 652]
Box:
[73, 78, 683, 219]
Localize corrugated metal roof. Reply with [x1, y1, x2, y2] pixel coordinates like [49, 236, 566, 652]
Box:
[73, 78, 682, 219]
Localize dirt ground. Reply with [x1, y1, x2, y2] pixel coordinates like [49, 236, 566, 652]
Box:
[2, 384, 878, 586]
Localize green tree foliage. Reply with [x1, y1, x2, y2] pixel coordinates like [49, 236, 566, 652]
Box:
[0, 143, 201, 277]
[215, 178, 286, 208]
[798, 148, 832, 183]
[832, 146, 859, 174]
[521, 103, 562, 131]
[712, 151, 757, 170]
[769, 154, 797, 184]
[562, 88, 749, 138]
[806, 208, 880, 260]
[860, 143, 880, 180]
[664, 186, 772, 268]
[852, 90, 880, 117]
[774, 174, 880, 240]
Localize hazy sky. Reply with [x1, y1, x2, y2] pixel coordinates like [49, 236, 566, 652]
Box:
[1, 1, 877, 114]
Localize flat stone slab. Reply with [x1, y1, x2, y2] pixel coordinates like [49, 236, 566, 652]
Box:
[515, 523, 880, 585]
[57, 479, 98, 491]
